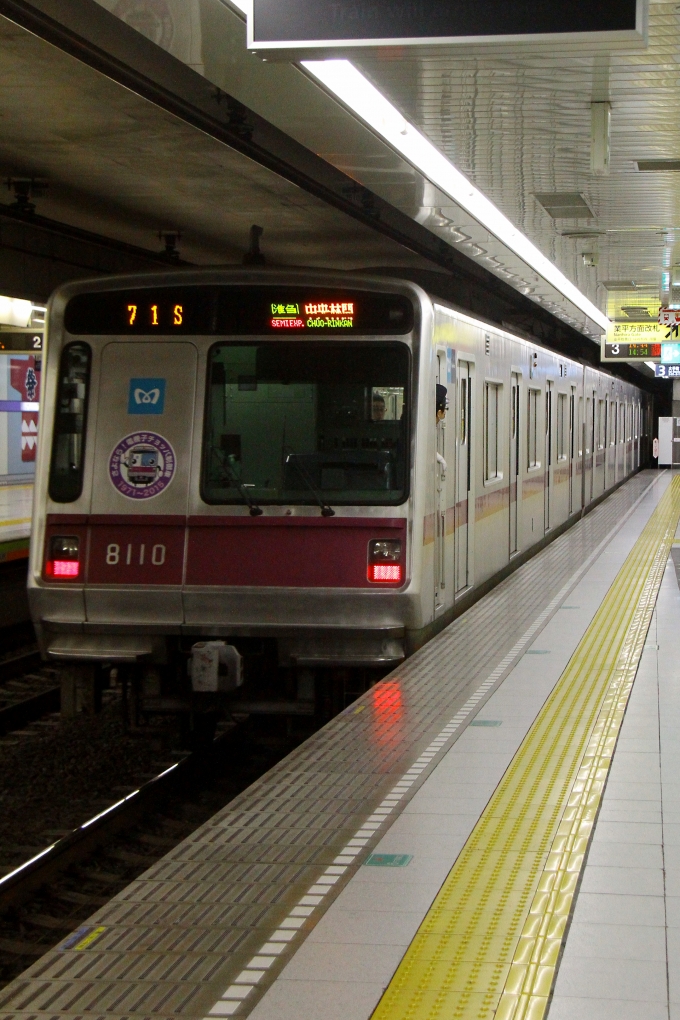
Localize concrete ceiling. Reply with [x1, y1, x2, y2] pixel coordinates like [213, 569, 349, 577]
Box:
[97, 0, 679, 341]
[0, 9, 438, 292]
[0, 0, 670, 389]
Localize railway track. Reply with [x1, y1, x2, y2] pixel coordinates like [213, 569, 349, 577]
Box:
[0, 651, 60, 739]
[0, 716, 309, 989]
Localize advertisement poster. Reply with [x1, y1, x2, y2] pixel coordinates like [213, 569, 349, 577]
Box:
[0, 355, 40, 477]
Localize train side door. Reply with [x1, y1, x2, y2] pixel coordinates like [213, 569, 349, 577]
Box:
[85, 341, 198, 624]
[590, 391, 597, 500]
[434, 351, 448, 613]
[455, 360, 473, 593]
[607, 395, 611, 491]
[509, 372, 520, 555]
[544, 381, 553, 532]
[584, 392, 593, 506]
[568, 386, 576, 515]
[615, 400, 622, 481]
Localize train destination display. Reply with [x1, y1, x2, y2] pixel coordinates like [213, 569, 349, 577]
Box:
[64, 287, 414, 336]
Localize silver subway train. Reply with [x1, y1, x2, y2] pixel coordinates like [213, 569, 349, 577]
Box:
[29, 270, 650, 712]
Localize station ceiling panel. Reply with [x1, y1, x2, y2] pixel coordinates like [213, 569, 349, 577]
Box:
[2, 0, 678, 370]
[0, 5, 437, 283]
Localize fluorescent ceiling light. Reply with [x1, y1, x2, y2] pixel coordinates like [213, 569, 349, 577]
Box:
[223, 2, 607, 334]
[0, 294, 33, 328]
[301, 60, 608, 333]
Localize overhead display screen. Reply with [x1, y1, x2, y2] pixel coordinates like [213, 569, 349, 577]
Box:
[0, 332, 43, 352]
[602, 342, 661, 362]
[250, 0, 640, 47]
[64, 287, 414, 336]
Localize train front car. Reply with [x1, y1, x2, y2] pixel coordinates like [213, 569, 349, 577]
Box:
[29, 271, 430, 718]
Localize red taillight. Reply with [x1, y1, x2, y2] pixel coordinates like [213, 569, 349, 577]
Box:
[52, 560, 80, 578]
[367, 538, 403, 584]
[45, 536, 80, 581]
[369, 563, 402, 583]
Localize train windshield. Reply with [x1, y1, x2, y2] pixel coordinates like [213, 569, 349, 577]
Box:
[202, 342, 410, 506]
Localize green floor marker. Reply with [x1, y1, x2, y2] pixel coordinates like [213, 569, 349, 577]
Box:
[364, 853, 412, 867]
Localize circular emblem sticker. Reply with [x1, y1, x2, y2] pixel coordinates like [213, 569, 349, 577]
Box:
[109, 432, 176, 500]
[113, 0, 174, 49]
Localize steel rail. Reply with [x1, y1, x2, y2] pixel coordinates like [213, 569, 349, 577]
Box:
[0, 751, 192, 913]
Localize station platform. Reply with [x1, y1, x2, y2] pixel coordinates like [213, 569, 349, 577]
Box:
[1, 469, 678, 1020]
[0, 478, 32, 564]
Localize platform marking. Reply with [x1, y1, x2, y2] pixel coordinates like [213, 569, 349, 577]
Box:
[202, 473, 663, 1019]
[371, 476, 680, 1020]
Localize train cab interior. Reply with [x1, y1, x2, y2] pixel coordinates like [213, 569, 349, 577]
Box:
[202, 340, 410, 507]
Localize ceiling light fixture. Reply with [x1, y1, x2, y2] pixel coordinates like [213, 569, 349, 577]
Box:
[300, 59, 608, 333]
[223, 3, 607, 335]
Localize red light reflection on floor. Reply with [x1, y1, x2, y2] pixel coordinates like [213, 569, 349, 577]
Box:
[371, 679, 404, 755]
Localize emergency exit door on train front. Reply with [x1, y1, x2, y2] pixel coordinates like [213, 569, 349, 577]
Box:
[85, 341, 197, 624]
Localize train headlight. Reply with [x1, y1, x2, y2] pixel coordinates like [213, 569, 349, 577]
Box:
[367, 539, 403, 583]
[45, 536, 80, 579]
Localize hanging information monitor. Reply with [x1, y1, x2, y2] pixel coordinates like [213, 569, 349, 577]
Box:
[0, 332, 43, 352]
[602, 320, 664, 361]
[249, 0, 645, 52]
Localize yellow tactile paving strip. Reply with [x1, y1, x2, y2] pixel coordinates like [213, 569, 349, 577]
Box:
[373, 476, 680, 1020]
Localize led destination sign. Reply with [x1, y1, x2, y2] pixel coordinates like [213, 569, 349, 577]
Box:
[602, 320, 665, 361]
[250, 0, 642, 49]
[603, 342, 661, 361]
[65, 287, 412, 336]
[271, 301, 355, 329]
[0, 332, 43, 352]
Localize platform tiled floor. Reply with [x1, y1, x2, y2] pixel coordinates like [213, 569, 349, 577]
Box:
[0, 470, 669, 1020]
[247, 472, 673, 1020]
[548, 530, 680, 1020]
[0, 481, 32, 544]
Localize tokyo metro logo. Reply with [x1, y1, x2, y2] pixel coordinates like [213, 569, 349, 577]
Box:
[128, 377, 166, 414]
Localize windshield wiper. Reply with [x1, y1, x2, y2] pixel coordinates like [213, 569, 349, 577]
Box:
[221, 453, 263, 516]
[285, 451, 335, 517]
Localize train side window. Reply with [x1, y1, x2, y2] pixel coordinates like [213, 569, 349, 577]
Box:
[557, 393, 567, 460]
[577, 396, 583, 456]
[484, 382, 502, 482]
[48, 342, 92, 502]
[527, 388, 540, 469]
[597, 399, 605, 450]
